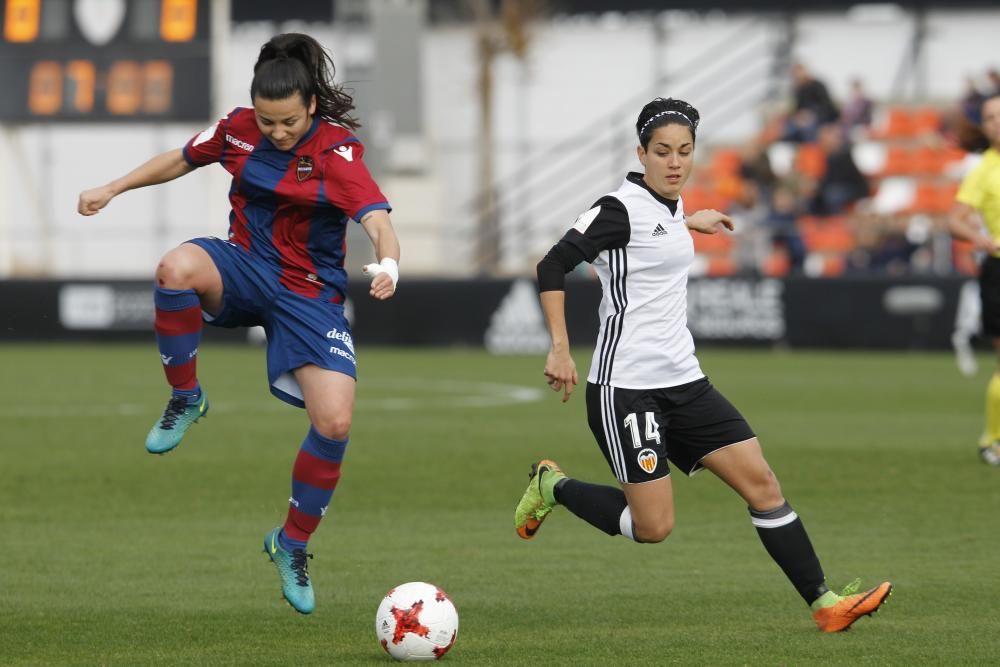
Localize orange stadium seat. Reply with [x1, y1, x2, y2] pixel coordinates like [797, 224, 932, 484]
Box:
[692, 230, 734, 253]
[795, 144, 826, 179]
[706, 254, 737, 277]
[910, 146, 944, 176]
[800, 216, 855, 253]
[817, 253, 847, 276]
[709, 148, 743, 178]
[911, 107, 943, 136]
[683, 184, 727, 212]
[871, 107, 915, 140]
[906, 181, 960, 215]
[762, 249, 791, 277]
[882, 145, 914, 176]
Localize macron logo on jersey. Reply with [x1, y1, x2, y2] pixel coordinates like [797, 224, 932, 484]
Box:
[226, 134, 255, 152]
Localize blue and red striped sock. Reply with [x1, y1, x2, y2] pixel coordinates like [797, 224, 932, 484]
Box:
[279, 427, 348, 552]
[153, 286, 203, 399]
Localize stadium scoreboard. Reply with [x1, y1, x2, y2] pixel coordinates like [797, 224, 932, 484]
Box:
[0, 0, 211, 122]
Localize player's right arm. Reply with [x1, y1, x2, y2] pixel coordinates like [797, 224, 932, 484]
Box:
[77, 148, 195, 216]
[948, 201, 997, 253]
[536, 197, 630, 402]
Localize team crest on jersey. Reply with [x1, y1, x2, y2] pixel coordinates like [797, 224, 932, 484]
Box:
[637, 448, 658, 474]
[296, 156, 314, 182]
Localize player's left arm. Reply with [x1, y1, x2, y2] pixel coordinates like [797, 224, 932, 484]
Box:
[360, 209, 401, 300]
[686, 209, 734, 234]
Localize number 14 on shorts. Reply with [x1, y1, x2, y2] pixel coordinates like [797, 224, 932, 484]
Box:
[624, 412, 661, 448]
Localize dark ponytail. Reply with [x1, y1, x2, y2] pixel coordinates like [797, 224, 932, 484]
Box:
[251, 33, 360, 131]
[636, 97, 700, 149]
[957, 94, 1000, 153]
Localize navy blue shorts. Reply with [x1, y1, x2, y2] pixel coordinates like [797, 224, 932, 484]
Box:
[585, 378, 755, 482]
[188, 237, 356, 408]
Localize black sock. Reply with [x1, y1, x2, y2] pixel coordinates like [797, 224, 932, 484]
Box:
[554, 478, 629, 537]
[750, 501, 829, 605]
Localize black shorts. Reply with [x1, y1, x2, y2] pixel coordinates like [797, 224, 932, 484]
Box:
[980, 256, 1000, 337]
[585, 378, 755, 483]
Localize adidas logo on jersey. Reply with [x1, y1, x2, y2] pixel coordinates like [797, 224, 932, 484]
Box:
[652, 223, 668, 237]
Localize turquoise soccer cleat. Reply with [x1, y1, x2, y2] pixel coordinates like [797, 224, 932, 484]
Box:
[144, 393, 209, 455]
[263, 527, 315, 615]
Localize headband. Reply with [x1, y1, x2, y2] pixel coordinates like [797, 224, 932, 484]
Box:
[639, 109, 695, 136]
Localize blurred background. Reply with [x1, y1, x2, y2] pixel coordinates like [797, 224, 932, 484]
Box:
[2, 0, 999, 352]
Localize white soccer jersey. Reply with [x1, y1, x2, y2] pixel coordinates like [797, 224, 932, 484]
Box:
[574, 173, 704, 389]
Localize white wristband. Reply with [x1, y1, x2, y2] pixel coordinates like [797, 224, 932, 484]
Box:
[362, 257, 399, 289]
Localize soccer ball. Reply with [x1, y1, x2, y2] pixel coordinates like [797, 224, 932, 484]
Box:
[375, 581, 459, 661]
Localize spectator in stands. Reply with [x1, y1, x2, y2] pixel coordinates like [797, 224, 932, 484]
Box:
[960, 76, 987, 125]
[782, 63, 840, 143]
[987, 68, 1000, 97]
[948, 92, 1000, 465]
[739, 137, 777, 202]
[808, 123, 870, 216]
[761, 182, 807, 272]
[840, 78, 873, 134]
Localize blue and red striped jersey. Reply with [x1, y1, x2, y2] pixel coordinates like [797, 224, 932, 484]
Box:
[182, 107, 391, 301]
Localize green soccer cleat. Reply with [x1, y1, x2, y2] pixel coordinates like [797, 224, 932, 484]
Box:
[514, 459, 566, 540]
[263, 527, 315, 615]
[144, 393, 209, 455]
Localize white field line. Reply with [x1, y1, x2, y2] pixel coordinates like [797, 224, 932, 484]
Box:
[1, 379, 545, 418]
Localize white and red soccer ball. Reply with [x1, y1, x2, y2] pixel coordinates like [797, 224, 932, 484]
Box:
[375, 581, 459, 661]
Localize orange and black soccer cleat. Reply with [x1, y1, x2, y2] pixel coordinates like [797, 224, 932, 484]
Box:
[812, 580, 893, 632]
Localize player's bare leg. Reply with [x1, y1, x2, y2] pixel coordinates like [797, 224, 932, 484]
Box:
[704, 439, 892, 631]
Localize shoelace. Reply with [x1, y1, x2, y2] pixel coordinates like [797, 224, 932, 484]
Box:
[158, 396, 193, 430]
[290, 550, 314, 587]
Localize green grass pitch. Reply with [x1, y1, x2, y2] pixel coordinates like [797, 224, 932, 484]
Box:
[2, 344, 999, 666]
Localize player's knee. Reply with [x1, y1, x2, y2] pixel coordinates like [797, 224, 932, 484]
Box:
[156, 253, 195, 289]
[634, 516, 674, 543]
[746, 470, 784, 510]
[312, 414, 352, 441]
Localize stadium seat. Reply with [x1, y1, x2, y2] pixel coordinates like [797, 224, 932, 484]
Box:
[796, 143, 827, 179]
[710, 148, 743, 178]
[706, 254, 737, 277]
[852, 141, 887, 176]
[692, 230, 734, 253]
[762, 249, 791, 277]
[881, 145, 914, 176]
[683, 184, 728, 212]
[871, 177, 917, 214]
[911, 107, 943, 136]
[767, 141, 797, 178]
[871, 106, 915, 140]
[800, 217, 855, 253]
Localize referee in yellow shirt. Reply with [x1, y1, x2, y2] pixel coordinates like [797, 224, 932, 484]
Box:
[950, 93, 1000, 465]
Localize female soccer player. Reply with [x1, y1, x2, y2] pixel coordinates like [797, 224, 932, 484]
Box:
[948, 93, 1000, 465]
[514, 97, 892, 632]
[77, 33, 400, 614]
